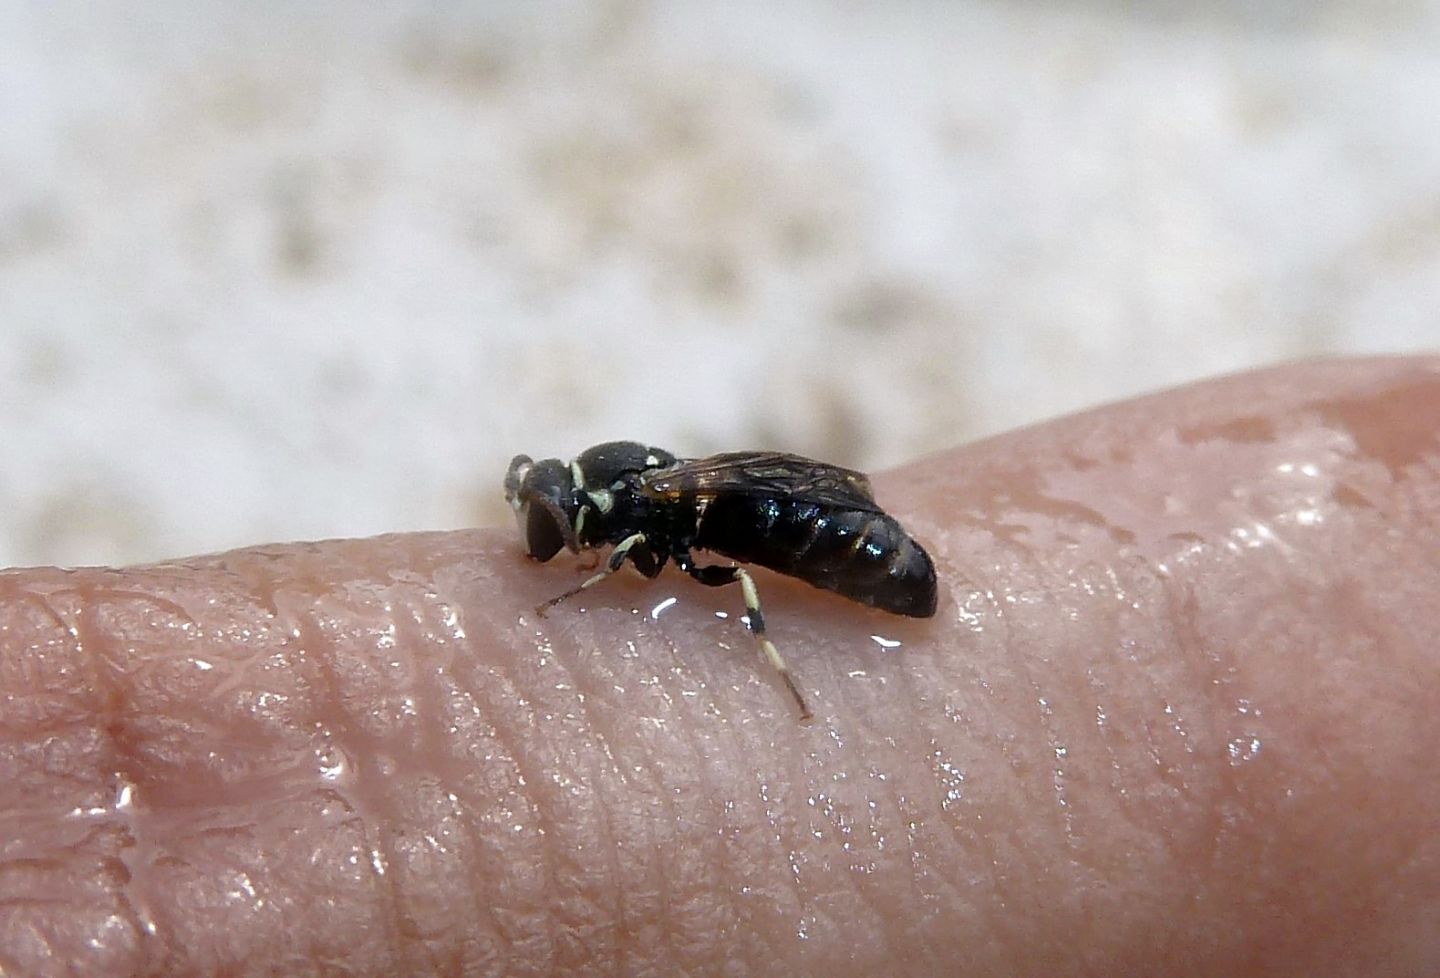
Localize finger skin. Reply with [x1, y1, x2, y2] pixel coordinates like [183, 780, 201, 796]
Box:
[0, 357, 1437, 977]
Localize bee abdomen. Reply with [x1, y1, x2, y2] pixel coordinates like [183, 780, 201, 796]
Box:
[693, 496, 938, 618]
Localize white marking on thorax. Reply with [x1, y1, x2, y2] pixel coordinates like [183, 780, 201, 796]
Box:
[587, 488, 614, 514]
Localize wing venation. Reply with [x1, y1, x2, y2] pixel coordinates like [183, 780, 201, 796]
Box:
[639, 452, 881, 512]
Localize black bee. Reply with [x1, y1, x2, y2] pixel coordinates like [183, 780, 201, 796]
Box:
[503, 441, 938, 719]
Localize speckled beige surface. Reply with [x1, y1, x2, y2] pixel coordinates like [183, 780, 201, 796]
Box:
[2, 1, 1437, 567]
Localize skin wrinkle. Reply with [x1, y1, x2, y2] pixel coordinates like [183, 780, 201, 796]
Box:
[810, 752, 877, 942]
[801, 608, 931, 958]
[576, 604, 717, 978]
[943, 537, 1086, 957]
[724, 697, 814, 963]
[444, 611, 554, 975]
[863, 767, 935, 963]
[650, 613, 737, 971]
[429, 657, 525, 976]
[673, 748, 744, 969]
[943, 571, 1018, 951]
[1144, 577, 1214, 872]
[397, 550, 532, 973]
[879, 359, 1440, 971]
[540, 642, 631, 974]
[293, 591, 409, 974]
[528, 652, 626, 973]
[438, 664, 530, 976]
[492, 558, 622, 973]
[1224, 379, 1428, 957]
[1160, 573, 1228, 821]
[645, 634, 737, 974]
[433, 726, 505, 978]
[578, 590, 795, 973]
[12, 582, 145, 974]
[673, 622, 766, 967]
[389, 601, 455, 960]
[443, 672, 517, 965]
[386, 598, 463, 969]
[571, 629, 667, 977]
[230, 550, 457, 973]
[412, 605, 513, 977]
[541, 651, 624, 973]
[916, 739, 1002, 958]
[1182, 554, 1285, 908]
[823, 357, 1405, 962]
[70, 587, 162, 969]
[4, 588, 86, 736]
[499, 606, 662, 974]
[869, 607, 948, 871]
[754, 689, 826, 966]
[718, 768, 773, 968]
[842, 643, 974, 963]
[1077, 388, 1376, 910]
[887, 604, 990, 962]
[1022, 562, 1092, 856]
[863, 756, 930, 954]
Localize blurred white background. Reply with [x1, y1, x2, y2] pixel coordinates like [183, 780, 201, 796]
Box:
[2, 1, 1437, 567]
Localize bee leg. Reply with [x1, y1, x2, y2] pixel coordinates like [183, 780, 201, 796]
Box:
[536, 532, 647, 617]
[682, 561, 813, 721]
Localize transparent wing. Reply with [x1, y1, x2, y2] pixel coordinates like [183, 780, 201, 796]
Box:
[639, 452, 881, 512]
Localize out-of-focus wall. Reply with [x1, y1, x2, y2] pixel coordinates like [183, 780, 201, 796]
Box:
[2, 1, 1437, 567]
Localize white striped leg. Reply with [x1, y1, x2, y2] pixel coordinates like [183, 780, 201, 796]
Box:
[535, 532, 647, 617]
[683, 561, 813, 721]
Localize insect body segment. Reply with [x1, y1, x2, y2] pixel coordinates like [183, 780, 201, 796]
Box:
[689, 494, 937, 618]
[504, 441, 938, 719]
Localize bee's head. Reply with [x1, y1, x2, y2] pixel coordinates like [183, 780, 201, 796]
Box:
[503, 454, 579, 561]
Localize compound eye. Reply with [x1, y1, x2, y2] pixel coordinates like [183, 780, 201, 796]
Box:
[520, 503, 567, 561]
[507, 457, 576, 560]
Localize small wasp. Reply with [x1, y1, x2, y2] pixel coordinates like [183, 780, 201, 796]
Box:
[504, 441, 938, 719]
